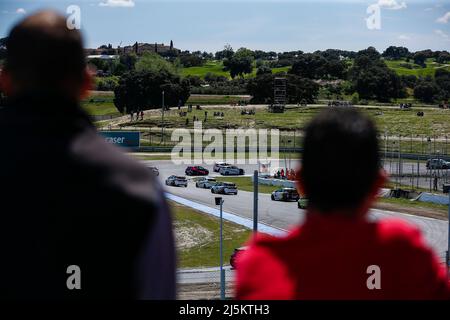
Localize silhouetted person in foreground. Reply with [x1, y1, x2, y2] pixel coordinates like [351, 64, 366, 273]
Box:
[0, 11, 175, 299]
[236, 108, 449, 300]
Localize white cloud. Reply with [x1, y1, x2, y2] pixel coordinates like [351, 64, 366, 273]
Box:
[436, 12, 450, 24]
[434, 29, 449, 41]
[398, 34, 410, 40]
[99, 0, 135, 7]
[16, 8, 26, 14]
[377, 0, 407, 10]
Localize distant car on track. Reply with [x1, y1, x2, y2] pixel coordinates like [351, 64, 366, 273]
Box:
[147, 166, 159, 176]
[219, 165, 245, 176]
[271, 188, 300, 202]
[230, 246, 248, 269]
[211, 182, 238, 195]
[298, 197, 309, 209]
[213, 162, 231, 172]
[426, 158, 450, 170]
[165, 175, 188, 187]
[185, 166, 209, 176]
[195, 177, 217, 189]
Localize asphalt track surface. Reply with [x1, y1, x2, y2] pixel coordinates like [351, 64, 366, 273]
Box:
[143, 160, 449, 262]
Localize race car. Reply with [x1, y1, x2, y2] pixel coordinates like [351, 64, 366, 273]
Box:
[165, 175, 188, 187]
[230, 246, 248, 269]
[147, 166, 159, 176]
[298, 197, 309, 209]
[219, 165, 245, 176]
[213, 161, 231, 172]
[211, 182, 238, 195]
[271, 188, 300, 202]
[185, 165, 209, 176]
[426, 158, 450, 170]
[195, 177, 217, 189]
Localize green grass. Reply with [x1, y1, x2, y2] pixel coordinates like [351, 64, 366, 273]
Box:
[181, 60, 290, 79]
[384, 58, 450, 77]
[127, 105, 450, 137]
[181, 60, 230, 78]
[81, 93, 120, 116]
[171, 201, 252, 268]
[377, 197, 448, 214]
[187, 95, 250, 105]
[129, 154, 173, 161]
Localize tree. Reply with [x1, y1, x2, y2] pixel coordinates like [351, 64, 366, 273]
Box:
[215, 44, 234, 60]
[286, 74, 320, 103]
[223, 48, 254, 78]
[382, 46, 410, 60]
[436, 52, 450, 64]
[119, 53, 137, 71]
[247, 73, 275, 104]
[113, 69, 190, 113]
[413, 79, 438, 103]
[135, 52, 178, 74]
[290, 53, 328, 79]
[400, 75, 418, 88]
[185, 75, 204, 87]
[289, 52, 347, 79]
[256, 65, 272, 76]
[348, 47, 406, 101]
[435, 69, 450, 100]
[204, 72, 227, 83]
[179, 52, 204, 67]
[413, 52, 427, 67]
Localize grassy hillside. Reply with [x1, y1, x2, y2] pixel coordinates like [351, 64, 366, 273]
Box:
[384, 58, 450, 77]
[181, 60, 230, 78]
[181, 60, 290, 79]
[81, 93, 120, 116]
[129, 105, 450, 136]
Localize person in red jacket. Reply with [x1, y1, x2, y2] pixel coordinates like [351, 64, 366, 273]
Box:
[236, 108, 450, 300]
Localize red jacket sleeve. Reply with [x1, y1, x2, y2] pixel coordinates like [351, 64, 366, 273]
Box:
[379, 220, 450, 300]
[235, 244, 294, 300]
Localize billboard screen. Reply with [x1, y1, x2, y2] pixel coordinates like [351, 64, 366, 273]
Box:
[100, 131, 140, 148]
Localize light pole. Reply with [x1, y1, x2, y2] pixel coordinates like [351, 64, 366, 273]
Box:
[161, 90, 165, 145]
[428, 137, 432, 192]
[448, 191, 450, 279]
[253, 170, 258, 233]
[215, 196, 225, 300]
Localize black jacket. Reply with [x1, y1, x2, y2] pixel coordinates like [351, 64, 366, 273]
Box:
[0, 93, 175, 299]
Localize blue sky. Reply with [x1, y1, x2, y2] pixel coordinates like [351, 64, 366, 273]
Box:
[1, 0, 449, 53]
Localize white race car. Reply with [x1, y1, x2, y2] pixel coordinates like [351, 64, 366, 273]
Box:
[213, 162, 231, 172]
[165, 175, 188, 187]
[219, 165, 245, 176]
[195, 177, 217, 189]
[211, 182, 238, 195]
[271, 188, 300, 202]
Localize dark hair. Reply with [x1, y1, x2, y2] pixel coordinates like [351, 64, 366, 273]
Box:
[300, 108, 380, 213]
[5, 11, 86, 93]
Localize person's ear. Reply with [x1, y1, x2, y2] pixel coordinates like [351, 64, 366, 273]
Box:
[79, 67, 95, 100]
[368, 169, 388, 201]
[295, 166, 306, 196]
[0, 69, 14, 96]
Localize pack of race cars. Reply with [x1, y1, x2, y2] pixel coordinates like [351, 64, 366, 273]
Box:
[163, 164, 244, 195]
[157, 163, 308, 206]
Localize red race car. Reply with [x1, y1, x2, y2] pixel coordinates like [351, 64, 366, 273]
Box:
[185, 165, 209, 176]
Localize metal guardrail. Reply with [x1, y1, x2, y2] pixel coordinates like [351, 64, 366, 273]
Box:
[129, 146, 450, 161]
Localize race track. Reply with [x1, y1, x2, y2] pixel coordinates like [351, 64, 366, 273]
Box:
[143, 160, 449, 261]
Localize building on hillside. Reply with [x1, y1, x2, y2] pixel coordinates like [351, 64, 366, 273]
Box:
[122, 41, 180, 55]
